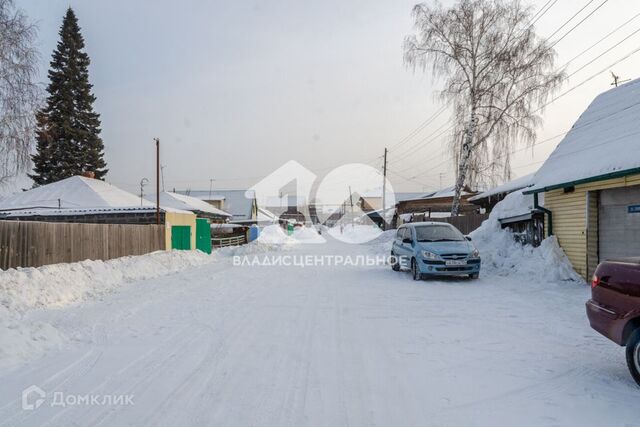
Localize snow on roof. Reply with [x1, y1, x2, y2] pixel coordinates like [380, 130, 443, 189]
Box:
[528, 78, 640, 193]
[146, 192, 231, 217]
[0, 205, 190, 218]
[257, 207, 278, 222]
[469, 173, 534, 201]
[177, 190, 256, 221]
[427, 185, 473, 199]
[400, 186, 471, 203]
[0, 176, 151, 211]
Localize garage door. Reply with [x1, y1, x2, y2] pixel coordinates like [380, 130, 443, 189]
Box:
[599, 185, 640, 261]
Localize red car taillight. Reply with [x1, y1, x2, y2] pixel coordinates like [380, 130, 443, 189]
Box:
[591, 275, 600, 288]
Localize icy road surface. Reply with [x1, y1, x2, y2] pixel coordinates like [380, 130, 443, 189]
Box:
[0, 236, 638, 426]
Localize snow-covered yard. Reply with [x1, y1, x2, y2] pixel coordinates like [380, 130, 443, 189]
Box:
[0, 225, 638, 426]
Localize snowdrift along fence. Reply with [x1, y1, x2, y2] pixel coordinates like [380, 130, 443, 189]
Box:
[0, 220, 165, 270]
[428, 214, 490, 235]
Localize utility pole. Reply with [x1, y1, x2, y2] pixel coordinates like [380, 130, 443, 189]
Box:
[381, 147, 388, 230]
[154, 138, 160, 224]
[348, 185, 354, 228]
[209, 178, 215, 200]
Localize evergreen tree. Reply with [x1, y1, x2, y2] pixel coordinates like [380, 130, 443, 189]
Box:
[30, 8, 107, 185]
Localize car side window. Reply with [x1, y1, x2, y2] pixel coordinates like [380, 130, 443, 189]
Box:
[396, 228, 404, 240]
[405, 228, 412, 242]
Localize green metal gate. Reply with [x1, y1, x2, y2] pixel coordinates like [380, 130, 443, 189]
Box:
[171, 225, 191, 250]
[195, 218, 212, 254]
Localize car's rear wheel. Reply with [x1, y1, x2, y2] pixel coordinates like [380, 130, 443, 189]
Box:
[391, 252, 400, 272]
[626, 328, 640, 386]
[411, 258, 421, 281]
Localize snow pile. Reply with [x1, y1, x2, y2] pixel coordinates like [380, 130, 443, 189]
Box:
[361, 229, 397, 255]
[1, 250, 216, 315]
[255, 225, 326, 245]
[0, 250, 217, 367]
[292, 226, 326, 243]
[488, 190, 536, 220]
[470, 192, 583, 283]
[327, 224, 383, 244]
[256, 224, 297, 245]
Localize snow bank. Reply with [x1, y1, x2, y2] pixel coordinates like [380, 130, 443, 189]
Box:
[0, 250, 219, 367]
[256, 225, 326, 245]
[256, 224, 296, 245]
[0, 250, 217, 315]
[470, 192, 583, 283]
[327, 224, 383, 244]
[488, 190, 536, 220]
[292, 226, 326, 243]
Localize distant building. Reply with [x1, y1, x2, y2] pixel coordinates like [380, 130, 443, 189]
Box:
[393, 186, 479, 227]
[146, 192, 231, 223]
[178, 189, 258, 224]
[469, 173, 534, 212]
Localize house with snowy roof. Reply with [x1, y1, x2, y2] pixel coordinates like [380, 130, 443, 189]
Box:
[469, 173, 534, 212]
[176, 189, 258, 224]
[524, 78, 640, 279]
[0, 175, 198, 251]
[145, 191, 232, 222]
[393, 185, 479, 227]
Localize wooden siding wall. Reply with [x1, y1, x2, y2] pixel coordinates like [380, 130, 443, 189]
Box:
[545, 188, 588, 277]
[428, 214, 490, 235]
[544, 173, 640, 279]
[0, 220, 165, 270]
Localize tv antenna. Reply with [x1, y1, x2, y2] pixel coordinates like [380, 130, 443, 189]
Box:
[611, 71, 630, 87]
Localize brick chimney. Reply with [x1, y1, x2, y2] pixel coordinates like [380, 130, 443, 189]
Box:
[81, 171, 95, 179]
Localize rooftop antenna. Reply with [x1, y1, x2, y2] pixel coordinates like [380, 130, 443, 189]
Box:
[611, 71, 630, 87]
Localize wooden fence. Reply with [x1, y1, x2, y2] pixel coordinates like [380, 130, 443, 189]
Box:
[0, 220, 165, 270]
[427, 214, 490, 235]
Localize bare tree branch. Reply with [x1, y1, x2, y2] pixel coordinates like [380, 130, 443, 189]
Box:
[404, 0, 565, 214]
[0, 0, 41, 186]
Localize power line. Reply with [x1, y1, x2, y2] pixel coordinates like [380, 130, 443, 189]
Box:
[387, 105, 448, 152]
[547, 0, 609, 49]
[388, 122, 453, 165]
[565, 25, 640, 80]
[546, 0, 599, 43]
[561, 11, 640, 69]
[529, 0, 558, 27]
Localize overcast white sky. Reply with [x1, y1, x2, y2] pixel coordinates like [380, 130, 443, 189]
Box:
[14, 0, 640, 196]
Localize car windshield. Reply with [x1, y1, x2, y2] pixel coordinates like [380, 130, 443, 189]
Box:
[415, 225, 465, 242]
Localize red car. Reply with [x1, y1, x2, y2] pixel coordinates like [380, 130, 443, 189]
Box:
[587, 258, 640, 386]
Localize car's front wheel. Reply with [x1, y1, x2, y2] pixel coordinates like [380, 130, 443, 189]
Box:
[469, 273, 479, 279]
[626, 328, 640, 386]
[391, 252, 400, 272]
[411, 258, 421, 281]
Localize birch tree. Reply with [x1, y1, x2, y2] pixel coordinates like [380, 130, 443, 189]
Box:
[0, 0, 40, 184]
[404, 0, 564, 215]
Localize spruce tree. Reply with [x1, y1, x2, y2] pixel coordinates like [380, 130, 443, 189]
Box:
[30, 8, 107, 185]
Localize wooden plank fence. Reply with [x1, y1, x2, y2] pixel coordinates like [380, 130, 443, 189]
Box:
[0, 220, 165, 270]
[426, 214, 490, 235]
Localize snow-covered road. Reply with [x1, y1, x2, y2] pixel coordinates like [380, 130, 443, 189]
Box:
[0, 235, 638, 426]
